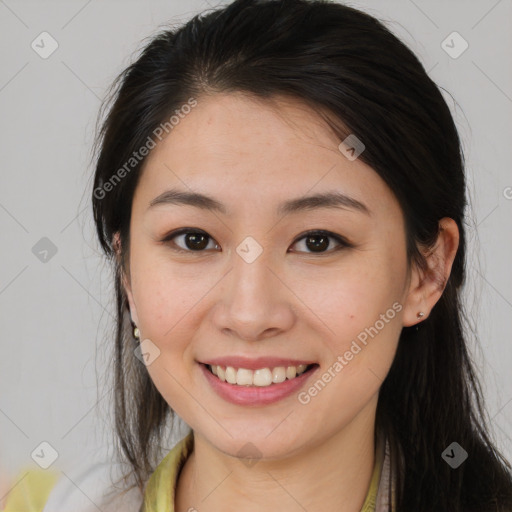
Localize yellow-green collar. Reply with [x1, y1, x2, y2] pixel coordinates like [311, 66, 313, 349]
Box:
[142, 432, 384, 512]
[142, 432, 194, 511]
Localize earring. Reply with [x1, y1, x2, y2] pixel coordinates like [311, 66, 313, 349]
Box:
[133, 326, 140, 340]
[415, 312, 425, 331]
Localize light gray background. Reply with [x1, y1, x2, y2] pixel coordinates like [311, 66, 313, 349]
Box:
[0, 0, 511, 484]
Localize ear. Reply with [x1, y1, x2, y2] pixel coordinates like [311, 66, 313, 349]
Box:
[113, 231, 139, 326]
[402, 218, 459, 327]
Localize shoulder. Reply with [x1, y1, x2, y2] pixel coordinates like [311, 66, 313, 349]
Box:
[43, 460, 143, 512]
[2, 468, 59, 511]
[3, 460, 143, 512]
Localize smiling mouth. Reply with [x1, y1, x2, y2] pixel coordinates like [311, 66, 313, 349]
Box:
[205, 363, 318, 387]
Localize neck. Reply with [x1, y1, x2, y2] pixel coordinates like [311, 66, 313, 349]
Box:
[175, 398, 379, 512]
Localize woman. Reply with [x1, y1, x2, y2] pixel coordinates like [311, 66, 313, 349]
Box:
[3, 0, 511, 510]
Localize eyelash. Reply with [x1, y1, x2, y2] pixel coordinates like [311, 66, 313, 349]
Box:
[159, 228, 352, 255]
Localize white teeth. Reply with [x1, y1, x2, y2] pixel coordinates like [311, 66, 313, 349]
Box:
[297, 364, 307, 374]
[225, 366, 237, 384]
[208, 363, 311, 387]
[253, 368, 272, 386]
[272, 367, 286, 383]
[236, 368, 253, 386]
[286, 366, 297, 380]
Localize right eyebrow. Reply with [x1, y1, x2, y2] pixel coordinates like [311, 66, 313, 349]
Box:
[147, 188, 371, 217]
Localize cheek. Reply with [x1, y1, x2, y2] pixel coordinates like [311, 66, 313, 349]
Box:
[296, 268, 404, 427]
[129, 252, 211, 406]
[291, 251, 405, 372]
[129, 249, 217, 347]
[125, 233, 233, 415]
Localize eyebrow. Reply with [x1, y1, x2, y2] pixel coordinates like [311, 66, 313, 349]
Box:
[148, 188, 371, 216]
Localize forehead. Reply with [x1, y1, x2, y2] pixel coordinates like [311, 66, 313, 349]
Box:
[134, 93, 400, 220]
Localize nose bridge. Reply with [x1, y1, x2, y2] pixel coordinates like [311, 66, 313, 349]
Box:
[229, 239, 276, 309]
[212, 238, 293, 340]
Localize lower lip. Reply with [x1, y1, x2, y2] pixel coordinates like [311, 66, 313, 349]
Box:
[199, 363, 319, 406]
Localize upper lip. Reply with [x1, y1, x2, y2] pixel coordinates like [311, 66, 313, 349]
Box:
[201, 356, 316, 370]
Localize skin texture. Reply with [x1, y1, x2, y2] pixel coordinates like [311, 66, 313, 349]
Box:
[117, 92, 459, 512]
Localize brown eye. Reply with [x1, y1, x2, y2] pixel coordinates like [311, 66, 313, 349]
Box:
[161, 229, 219, 252]
[183, 232, 209, 250]
[289, 230, 350, 254]
[161, 228, 350, 255]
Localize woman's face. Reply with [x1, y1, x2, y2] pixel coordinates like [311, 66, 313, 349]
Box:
[122, 92, 415, 458]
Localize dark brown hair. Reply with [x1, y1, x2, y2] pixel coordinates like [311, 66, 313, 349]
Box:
[91, 1, 512, 509]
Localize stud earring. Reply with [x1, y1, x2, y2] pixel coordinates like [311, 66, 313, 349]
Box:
[133, 326, 140, 340]
[415, 312, 425, 332]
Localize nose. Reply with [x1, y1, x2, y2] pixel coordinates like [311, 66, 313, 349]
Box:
[211, 248, 295, 342]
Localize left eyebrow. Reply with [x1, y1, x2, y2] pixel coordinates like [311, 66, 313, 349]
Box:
[277, 191, 371, 216]
[147, 188, 371, 216]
